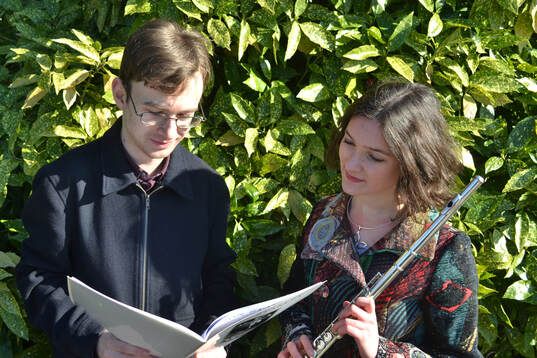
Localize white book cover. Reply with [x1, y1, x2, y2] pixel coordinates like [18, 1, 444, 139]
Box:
[67, 276, 323, 357]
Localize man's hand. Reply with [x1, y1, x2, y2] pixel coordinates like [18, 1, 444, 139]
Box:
[192, 346, 227, 357]
[97, 330, 156, 358]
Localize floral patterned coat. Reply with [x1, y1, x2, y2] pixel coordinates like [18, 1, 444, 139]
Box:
[280, 193, 483, 357]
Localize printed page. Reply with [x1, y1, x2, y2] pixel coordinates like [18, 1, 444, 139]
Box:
[199, 281, 325, 348]
[67, 276, 205, 358]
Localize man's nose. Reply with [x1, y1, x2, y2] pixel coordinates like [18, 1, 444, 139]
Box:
[160, 118, 180, 137]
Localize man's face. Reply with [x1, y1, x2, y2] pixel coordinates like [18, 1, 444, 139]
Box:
[112, 72, 204, 172]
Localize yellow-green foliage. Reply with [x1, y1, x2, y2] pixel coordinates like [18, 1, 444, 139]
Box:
[0, 0, 536, 356]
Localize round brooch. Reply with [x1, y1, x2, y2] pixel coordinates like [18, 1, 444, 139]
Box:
[308, 216, 339, 252]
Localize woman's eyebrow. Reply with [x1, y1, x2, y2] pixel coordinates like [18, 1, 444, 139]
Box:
[344, 129, 391, 156]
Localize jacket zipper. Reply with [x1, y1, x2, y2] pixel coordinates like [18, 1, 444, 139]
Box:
[137, 184, 163, 311]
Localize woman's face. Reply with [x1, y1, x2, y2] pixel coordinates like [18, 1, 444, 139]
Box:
[339, 116, 400, 202]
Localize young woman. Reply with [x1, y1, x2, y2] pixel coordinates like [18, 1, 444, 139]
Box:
[278, 82, 483, 358]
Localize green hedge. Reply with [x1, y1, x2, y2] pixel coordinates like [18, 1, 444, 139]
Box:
[1, 0, 536, 356]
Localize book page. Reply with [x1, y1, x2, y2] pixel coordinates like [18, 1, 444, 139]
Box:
[67, 276, 205, 358]
[199, 281, 325, 348]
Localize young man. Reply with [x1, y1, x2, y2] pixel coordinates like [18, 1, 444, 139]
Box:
[16, 20, 236, 358]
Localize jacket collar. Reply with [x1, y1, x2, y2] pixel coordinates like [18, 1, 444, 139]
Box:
[100, 119, 194, 200]
[302, 193, 438, 284]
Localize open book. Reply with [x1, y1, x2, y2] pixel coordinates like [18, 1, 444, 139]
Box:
[67, 276, 323, 357]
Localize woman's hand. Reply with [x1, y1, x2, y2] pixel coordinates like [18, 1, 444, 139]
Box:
[97, 330, 156, 358]
[331, 297, 379, 358]
[277, 334, 315, 358]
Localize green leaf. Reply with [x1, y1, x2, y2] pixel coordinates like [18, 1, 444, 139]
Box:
[62, 88, 77, 110]
[53, 125, 88, 139]
[207, 19, 231, 50]
[460, 146, 475, 171]
[507, 116, 536, 152]
[260, 153, 287, 176]
[0, 157, 17, 208]
[74, 107, 100, 138]
[503, 280, 537, 304]
[258, 0, 276, 14]
[232, 255, 258, 276]
[387, 12, 413, 52]
[263, 188, 289, 214]
[0, 269, 11, 281]
[371, 0, 388, 14]
[222, 112, 247, 136]
[343, 45, 381, 61]
[484, 156, 504, 174]
[296, 83, 330, 102]
[419, 0, 434, 12]
[263, 130, 291, 156]
[52, 38, 100, 64]
[288, 190, 312, 224]
[275, 120, 315, 135]
[285, 21, 301, 61]
[124, 0, 151, 15]
[367, 26, 385, 44]
[0, 282, 27, 339]
[502, 168, 537, 192]
[36, 54, 52, 71]
[60, 69, 90, 90]
[192, 0, 212, 13]
[436, 58, 469, 87]
[277, 244, 296, 288]
[342, 59, 378, 74]
[294, 0, 307, 18]
[230, 93, 256, 123]
[462, 93, 477, 119]
[427, 13, 443, 37]
[21, 86, 47, 110]
[517, 77, 537, 92]
[243, 69, 267, 92]
[9, 73, 38, 88]
[172, 0, 203, 20]
[386, 56, 414, 82]
[531, 0, 537, 32]
[515, 11, 534, 43]
[470, 72, 521, 93]
[216, 130, 243, 147]
[238, 19, 250, 60]
[299, 22, 334, 51]
[244, 128, 258, 157]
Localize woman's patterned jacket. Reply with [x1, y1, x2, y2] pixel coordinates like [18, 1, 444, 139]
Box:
[280, 193, 483, 357]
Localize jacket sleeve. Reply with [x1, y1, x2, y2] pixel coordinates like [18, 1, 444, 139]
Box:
[376, 232, 483, 358]
[190, 174, 238, 333]
[15, 171, 102, 358]
[279, 200, 328, 347]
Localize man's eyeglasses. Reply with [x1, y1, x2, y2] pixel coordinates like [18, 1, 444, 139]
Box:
[128, 94, 205, 130]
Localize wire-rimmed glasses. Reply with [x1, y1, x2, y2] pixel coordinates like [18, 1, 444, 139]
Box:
[128, 94, 205, 130]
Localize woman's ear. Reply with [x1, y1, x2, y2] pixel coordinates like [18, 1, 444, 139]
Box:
[111, 78, 127, 110]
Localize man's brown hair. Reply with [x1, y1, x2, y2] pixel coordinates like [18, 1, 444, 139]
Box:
[119, 19, 211, 94]
[326, 81, 462, 218]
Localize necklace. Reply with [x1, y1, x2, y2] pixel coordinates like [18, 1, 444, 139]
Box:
[346, 198, 395, 255]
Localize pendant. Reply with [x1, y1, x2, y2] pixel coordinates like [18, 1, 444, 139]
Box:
[352, 231, 369, 255]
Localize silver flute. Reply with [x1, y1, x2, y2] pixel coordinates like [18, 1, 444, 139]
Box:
[311, 176, 485, 358]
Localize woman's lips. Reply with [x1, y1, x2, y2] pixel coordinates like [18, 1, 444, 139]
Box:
[344, 170, 364, 183]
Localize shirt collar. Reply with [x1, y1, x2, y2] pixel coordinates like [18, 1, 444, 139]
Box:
[100, 119, 194, 200]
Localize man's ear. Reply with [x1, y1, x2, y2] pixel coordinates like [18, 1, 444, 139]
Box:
[111, 77, 127, 110]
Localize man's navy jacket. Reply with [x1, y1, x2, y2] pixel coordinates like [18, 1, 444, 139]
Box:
[16, 120, 237, 358]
